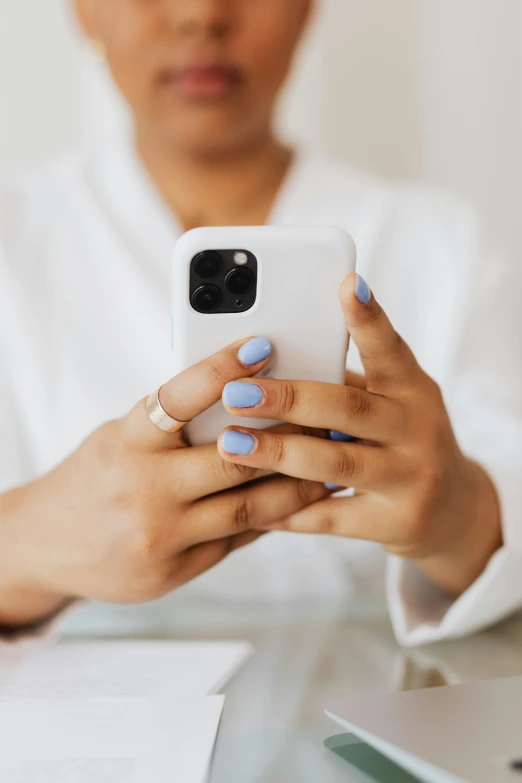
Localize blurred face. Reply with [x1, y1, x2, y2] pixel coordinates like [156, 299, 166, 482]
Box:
[76, 0, 311, 156]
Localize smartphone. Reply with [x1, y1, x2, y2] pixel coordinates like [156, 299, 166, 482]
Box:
[172, 225, 357, 446]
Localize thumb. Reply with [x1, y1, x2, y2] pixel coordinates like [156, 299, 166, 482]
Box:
[340, 273, 420, 392]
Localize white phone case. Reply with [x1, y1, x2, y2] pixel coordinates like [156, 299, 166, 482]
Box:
[172, 226, 357, 446]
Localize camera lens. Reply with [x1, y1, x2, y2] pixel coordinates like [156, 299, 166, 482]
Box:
[191, 285, 222, 313]
[225, 268, 254, 296]
[193, 251, 222, 279]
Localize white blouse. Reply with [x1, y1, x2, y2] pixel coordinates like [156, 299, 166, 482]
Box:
[1, 138, 521, 646]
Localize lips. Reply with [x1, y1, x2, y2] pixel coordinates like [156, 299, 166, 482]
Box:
[159, 64, 243, 100]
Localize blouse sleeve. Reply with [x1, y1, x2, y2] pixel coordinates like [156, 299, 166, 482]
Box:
[387, 215, 522, 646]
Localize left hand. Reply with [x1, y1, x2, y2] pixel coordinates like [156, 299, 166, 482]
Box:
[217, 273, 502, 597]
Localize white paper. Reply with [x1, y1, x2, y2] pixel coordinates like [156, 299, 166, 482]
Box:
[0, 640, 251, 700]
[0, 695, 224, 783]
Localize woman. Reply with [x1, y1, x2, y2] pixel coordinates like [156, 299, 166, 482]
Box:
[0, 0, 520, 646]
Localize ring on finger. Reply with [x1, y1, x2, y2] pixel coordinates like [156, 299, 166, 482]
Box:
[146, 388, 188, 433]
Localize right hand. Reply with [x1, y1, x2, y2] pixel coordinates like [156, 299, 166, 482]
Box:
[0, 338, 327, 627]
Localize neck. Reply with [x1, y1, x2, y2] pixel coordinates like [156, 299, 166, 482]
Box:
[136, 127, 293, 230]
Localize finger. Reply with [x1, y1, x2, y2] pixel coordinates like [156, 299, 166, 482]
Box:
[167, 422, 326, 503]
[170, 531, 265, 589]
[180, 475, 329, 547]
[339, 273, 422, 393]
[333, 370, 366, 442]
[221, 377, 399, 443]
[255, 495, 393, 543]
[345, 368, 367, 389]
[122, 336, 272, 451]
[162, 441, 268, 501]
[218, 428, 398, 490]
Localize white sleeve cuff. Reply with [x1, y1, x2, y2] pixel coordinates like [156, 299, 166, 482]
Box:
[387, 546, 522, 647]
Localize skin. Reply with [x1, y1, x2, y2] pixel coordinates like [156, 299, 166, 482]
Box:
[75, 0, 312, 229]
[218, 276, 502, 597]
[0, 1, 315, 628]
[0, 1, 501, 627]
[0, 341, 327, 627]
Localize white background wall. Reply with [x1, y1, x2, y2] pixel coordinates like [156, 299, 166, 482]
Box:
[1, 0, 521, 257]
[0, 0, 82, 169]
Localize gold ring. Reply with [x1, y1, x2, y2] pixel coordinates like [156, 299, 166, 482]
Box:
[145, 389, 187, 434]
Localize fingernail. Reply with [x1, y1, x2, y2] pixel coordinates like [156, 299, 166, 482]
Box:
[223, 381, 263, 408]
[325, 483, 342, 491]
[221, 430, 256, 455]
[355, 274, 371, 305]
[238, 337, 272, 366]
[330, 430, 355, 443]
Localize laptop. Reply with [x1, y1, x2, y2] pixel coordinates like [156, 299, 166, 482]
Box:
[325, 675, 522, 783]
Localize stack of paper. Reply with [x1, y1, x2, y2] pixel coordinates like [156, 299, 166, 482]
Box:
[0, 640, 252, 699]
[0, 641, 252, 782]
[0, 695, 224, 783]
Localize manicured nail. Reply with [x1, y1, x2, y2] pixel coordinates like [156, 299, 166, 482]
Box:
[355, 274, 371, 305]
[223, 381, 263, 408]
[221, 430, 256, 455]
[325, 483, 342, 491]
[330, 430, 355, 443]
[238, 337, 272, 366]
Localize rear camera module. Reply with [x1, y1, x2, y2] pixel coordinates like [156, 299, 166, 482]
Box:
[191, 284, 222, 313]
[193, 251, 222, 279]
[189, 248, 257, 314]
[225, 267, 254, 296]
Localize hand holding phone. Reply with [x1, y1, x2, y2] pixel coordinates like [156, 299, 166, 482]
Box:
[172, 226, 357, 445]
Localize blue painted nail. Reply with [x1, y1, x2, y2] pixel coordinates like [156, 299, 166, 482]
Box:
[222, 430, 256, 455]
[223, 381, 263, 408]
[238, 338, 272, 366]
[330, 430, 356, 443]
[355, 274, 371, 305]
[325, 483, 342, 491]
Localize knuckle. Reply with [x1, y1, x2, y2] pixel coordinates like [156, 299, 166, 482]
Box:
[346, 388, 371, 422]
[277, 381, 298, 415]
[121, 521, 179, 600]
[222, 458, 257, 483]
[117, 492, 170, 566]
[268, 434, 287, 467]
[331, 448, 357, 484]
[398, 460, 447, 550]
[233, 496, 253, 531]
[204, 359, 230, 386]
[124, 515, 162, 564]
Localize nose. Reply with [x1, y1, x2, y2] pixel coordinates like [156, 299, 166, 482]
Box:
[169, 0, 232, 41]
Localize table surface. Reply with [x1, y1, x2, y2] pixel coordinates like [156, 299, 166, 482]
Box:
[61, 598, 522, 782]
[209, 608, 522, 782]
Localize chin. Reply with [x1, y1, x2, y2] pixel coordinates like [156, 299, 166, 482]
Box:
[161, 112, 258, 160]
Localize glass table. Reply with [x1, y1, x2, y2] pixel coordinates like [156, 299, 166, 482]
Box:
[62, 597, 522, 782]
